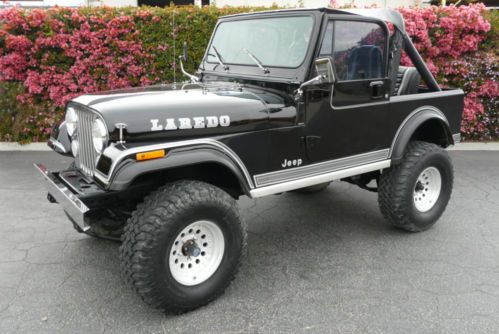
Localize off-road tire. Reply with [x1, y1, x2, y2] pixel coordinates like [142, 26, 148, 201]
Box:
[120, 180, 246, 313]
[291, 182, 331, 194]
[378, 141, 453, 232]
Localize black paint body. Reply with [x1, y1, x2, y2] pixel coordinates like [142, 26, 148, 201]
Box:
[46, 8, 463, 206]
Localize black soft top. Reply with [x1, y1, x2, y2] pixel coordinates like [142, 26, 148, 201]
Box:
[222, 8, 406, 34]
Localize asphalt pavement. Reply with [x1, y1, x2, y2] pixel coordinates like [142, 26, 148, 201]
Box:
[0, 151, 498, 334]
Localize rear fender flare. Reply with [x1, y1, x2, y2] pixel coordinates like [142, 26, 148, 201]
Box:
[390, 106, 452, 162]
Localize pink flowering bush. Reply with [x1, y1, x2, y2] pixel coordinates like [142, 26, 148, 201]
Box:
[398, 4, 496, 140]
[0, 5, 265, 142]
[400, 4, 490, 63]
[0, 4, 497, 142]
[442, 53, 498, 139]
[0, 7, 153, 141]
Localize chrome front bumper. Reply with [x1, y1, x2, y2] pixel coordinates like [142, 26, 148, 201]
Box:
[34, 163, 90, 232]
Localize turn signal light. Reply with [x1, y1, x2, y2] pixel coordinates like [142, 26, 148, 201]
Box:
[136, 149, 166, 161]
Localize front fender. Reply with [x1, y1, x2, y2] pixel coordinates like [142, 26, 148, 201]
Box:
[107, 147, 253, 195]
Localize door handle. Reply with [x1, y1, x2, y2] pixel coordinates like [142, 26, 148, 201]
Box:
[369, 81, 384, 87]
[369, 81, 384, 99]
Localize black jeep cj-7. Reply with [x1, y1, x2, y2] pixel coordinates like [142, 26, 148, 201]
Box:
[36, 8, 464, 312]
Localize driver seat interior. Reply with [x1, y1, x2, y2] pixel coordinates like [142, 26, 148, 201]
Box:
[346, 45, 383, 80]
[393, 66, 421, 95]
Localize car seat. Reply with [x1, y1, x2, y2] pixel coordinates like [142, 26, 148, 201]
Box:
[393, 66, 420, 95]
[346, 45, 383, 80]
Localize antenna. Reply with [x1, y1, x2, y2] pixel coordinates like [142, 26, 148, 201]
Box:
[172, 10, 176, 87]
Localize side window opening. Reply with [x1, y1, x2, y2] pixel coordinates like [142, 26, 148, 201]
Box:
[319, 19, 422, 96]
[331, 20, 386, 81]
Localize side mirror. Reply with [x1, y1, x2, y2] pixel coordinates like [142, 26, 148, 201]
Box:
[182, 41, 188, 62]
[314, 57, 335, 84]
[295, 74, 324, 100]
[295, 57, 335, 100]
[298, 75, 325, 92]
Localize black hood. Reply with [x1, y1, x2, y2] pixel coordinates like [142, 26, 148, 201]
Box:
[71, 83, 278, 142]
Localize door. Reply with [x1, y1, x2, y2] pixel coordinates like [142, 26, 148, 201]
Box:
[305, 18, 393, 163]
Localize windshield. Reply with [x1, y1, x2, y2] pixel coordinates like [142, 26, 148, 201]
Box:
[207, 16, 314, 69]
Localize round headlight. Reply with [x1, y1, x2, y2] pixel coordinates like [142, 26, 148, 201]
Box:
[92, 118, 108, 154]
[65, 107, 78, 137]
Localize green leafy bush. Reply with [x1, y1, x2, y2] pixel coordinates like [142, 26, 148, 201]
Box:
[482, 9, 498, 54]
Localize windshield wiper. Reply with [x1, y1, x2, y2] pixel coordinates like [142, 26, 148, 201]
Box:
[211, 46, 229, 71]
[242, 48, 269, 74]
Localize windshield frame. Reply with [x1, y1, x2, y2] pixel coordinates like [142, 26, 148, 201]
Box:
[203, 13, 317, 72]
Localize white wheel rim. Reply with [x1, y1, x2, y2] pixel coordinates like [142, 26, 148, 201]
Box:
[168, 220, 225, 286]
[413, 166, 442, 212]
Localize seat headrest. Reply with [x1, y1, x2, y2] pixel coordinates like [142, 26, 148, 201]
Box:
[396, 66, 420, 95]
[346, 45, 383, 80]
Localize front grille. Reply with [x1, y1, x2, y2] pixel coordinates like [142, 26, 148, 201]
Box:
[75, 108, 98, 177]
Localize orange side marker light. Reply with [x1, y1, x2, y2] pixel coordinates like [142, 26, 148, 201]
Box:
[136, 149, 166, 161]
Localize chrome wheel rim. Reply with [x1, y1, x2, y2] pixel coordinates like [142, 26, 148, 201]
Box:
[413, 167, 442, 213]
[168, 220, 225, 286]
